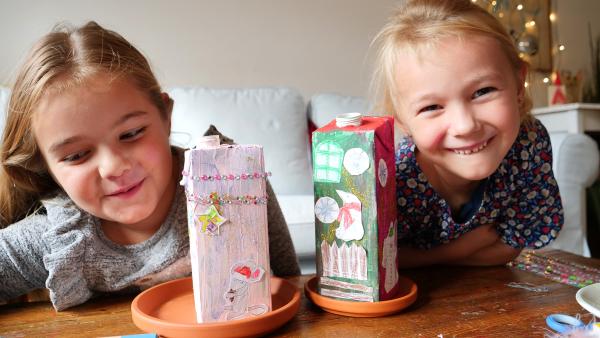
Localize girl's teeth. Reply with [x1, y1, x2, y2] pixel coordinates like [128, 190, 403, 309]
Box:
[453, 141, 488, 155]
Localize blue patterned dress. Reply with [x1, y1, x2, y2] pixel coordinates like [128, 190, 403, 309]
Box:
[395, 118, 563, 250]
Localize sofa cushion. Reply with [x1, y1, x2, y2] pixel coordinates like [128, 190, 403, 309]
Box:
[277, 194, 315, 257]
[0, 86, 9, 138]
[168, 87, 313, 195]
[308, 93, 370, 128]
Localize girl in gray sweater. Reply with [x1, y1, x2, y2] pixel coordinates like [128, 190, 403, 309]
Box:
[0, 21, 299, 311]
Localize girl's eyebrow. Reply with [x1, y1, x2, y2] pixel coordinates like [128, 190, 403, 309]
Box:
[48, 111, 149, 154]
[49, 136, 83, 154]
[409, 93, 438, 107]
[467, 71, 504, 84]
[112, 110, 148, 128]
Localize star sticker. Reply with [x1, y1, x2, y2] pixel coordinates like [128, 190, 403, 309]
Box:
[196, 205, 227, 236]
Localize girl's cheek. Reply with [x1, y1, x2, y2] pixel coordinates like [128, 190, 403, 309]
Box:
[54, 163, 93, 190]
[140, 139, 168, 164]
[413, 124, 446, 152]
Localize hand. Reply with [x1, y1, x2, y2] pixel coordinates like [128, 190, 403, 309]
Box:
[451, 240, 523, 266]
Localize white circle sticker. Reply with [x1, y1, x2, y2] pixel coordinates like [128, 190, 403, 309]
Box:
[378, 158, 388, 187]
[314, 197, 340, 224]
[343, 148, 370, 175]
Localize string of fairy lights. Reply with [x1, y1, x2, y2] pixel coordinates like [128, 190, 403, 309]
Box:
[472, 0, 563, 87]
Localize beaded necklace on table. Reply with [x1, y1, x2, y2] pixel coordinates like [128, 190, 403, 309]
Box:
[508, 250, 600, 288]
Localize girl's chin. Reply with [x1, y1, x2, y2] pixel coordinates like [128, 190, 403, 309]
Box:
[453, 164, 497, 181]
[459, 171, 494, 182]
[102, 207, 154, 225]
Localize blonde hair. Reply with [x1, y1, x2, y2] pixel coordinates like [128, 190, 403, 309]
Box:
[0, 21, 170, 227]
[371, 0, 532, 119]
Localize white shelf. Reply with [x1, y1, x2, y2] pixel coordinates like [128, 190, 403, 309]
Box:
[533, 103, 600, 115]
[532, 103, 600, 134]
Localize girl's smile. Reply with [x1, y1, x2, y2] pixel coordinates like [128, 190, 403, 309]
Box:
[106, 178, 145, 198]
[448, 136, 493, 155]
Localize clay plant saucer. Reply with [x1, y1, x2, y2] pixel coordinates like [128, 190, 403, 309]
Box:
[131, 276, 300, 338]
[304, 275, 417, 317]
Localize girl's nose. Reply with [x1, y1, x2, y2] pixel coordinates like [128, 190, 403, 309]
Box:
[98, 146, 131, 179]
[448, 105, 481, 136]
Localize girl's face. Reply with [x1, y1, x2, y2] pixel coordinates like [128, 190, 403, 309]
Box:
[393, 35, 523, 187]
[33, 73, 175, 235]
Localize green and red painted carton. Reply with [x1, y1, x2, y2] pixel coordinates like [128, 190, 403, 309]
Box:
[312, 113, 399, 302]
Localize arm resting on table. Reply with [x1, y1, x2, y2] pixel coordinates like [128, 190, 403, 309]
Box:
[398, 224, 520, 268]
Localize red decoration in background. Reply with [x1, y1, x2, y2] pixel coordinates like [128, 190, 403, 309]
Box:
[548, 72, 567, 106]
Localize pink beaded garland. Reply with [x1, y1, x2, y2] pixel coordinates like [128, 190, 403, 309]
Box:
[186, 192, 269, 206]
[182, 171, 271, 182]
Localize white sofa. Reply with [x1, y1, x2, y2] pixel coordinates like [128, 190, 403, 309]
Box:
[0, 87, 598, 274]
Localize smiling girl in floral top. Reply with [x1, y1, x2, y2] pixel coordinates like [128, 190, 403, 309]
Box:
[371, 0, 563, 267]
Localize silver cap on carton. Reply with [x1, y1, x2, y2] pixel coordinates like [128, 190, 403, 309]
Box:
[335, 113, 362, 127]
[195, 135, 220, 148]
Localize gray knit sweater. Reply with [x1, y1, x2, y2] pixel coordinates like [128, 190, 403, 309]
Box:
[0, 138, 300, 310]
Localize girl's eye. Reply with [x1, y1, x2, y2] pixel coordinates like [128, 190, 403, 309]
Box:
[61, 150, 90, 163]
[120, 127, 146, 141]
[419, 104, 443, 114]
[473, 87, 497, 99]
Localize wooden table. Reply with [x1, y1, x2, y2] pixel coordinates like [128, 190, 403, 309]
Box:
[1, 249, 598, 337]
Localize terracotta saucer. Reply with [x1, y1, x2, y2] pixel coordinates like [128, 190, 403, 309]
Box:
[131, 276, 300, 338]
[304, 276, 417, 317]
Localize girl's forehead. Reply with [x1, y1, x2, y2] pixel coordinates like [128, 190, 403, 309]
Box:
[391, 34, 513, 78]
[44, 71, 125, 97]
[35, 73, 135, 115]
[33, 73, 147, 127]
[396, 34, 492, 59]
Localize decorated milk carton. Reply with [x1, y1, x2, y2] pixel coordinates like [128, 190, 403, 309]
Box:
[312, 114, 399, 302]
[180, 135, 272, 323]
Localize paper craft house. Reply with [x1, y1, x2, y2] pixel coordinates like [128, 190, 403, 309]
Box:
[312, 114, 399, 302]
[180, 136, 271, 323]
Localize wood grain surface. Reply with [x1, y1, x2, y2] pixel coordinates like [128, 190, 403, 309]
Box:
[1, 249, 596, 337]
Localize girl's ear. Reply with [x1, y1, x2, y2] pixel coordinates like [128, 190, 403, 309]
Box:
[161, 92, 173, 133]
[517, 63, 528, 98]
[394, 116, 411, 137]
[161, 92, 174, 119]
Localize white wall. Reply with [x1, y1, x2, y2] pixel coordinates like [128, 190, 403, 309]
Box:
[0, 0, 398, 99]
[552, 0, 600, 77]
[1, 0, 598, 107]
[527, 0, 600, 107]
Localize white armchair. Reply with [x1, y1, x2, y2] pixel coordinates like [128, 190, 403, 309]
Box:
[547, 132, 599, 256]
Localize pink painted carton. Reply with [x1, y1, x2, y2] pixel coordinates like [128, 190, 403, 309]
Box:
[180, 136, 271, 323]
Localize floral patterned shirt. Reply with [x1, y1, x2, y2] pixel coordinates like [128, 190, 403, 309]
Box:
[395, 118, 563, 250]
